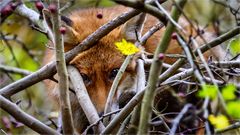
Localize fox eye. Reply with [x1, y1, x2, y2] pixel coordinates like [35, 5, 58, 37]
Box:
[80, 73, 91, 85]
[109, 68, 119, 80]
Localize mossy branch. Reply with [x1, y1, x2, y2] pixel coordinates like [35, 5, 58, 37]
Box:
[51, 1, 74, 134]
[137, 0, 187, 134]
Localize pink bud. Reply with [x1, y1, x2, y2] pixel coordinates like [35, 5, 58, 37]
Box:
[59, 27, 66, 34]
[1, 4, 13, 16]
[35, 1, 44, 11]
[158, 53, 165, 60]
[171, 32, 177, 40]
[96, 13, 103, 19]
[48, 4, 57, 13]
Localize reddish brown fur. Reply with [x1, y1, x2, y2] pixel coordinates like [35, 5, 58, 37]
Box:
[43, 5, 224, 133]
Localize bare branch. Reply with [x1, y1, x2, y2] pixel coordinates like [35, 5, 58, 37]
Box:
[114, 0, 167, 24]
[101, 89, 145, 134]
[0, 64, 32, 76]
[216, 121, 240, 133]
[210, 60, 240, 68]
[0, 95, 60, 135]
[14, 3, 53, 40]
[159, 26, 240, 83]
[51, 1, 74, 134]
[104, 55, 133, 118]
[127, 59, 146, 134]
[169, 104, 192, 135]
[138, 0, 187, 134]
[68, 65, 105, 133]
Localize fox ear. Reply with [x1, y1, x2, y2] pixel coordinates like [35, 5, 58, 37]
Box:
[42, 9, 80, 45]
[121, 13, 146, 42]
[61, 16, 80, 45]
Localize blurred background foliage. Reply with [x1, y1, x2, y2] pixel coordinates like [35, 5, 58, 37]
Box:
[0, 0, 238, 134]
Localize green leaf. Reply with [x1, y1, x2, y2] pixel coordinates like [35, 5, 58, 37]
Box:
[229, 37, 240, 56]
[209, 114, 229, 130]
[226, 101, 240, 119]
[198, 84, 218, 99]
[222, 84, 236, 101]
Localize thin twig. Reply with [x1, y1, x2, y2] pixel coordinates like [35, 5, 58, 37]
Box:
[169, 104, 192, 135]
[83, 109, 121, 135]
[216, 122, 240, 133]
[159, 26, 240, 84]
[104, 55, 133, 118]
[14, 3, 53, 40]
[154, 0, 183, 30]
[127, 59, 146, 134]
[116, 114, 131, 135]
[0, 64, 32, 76]
[101, 89, 145, 134]
[0, 32, 21, 68]
[176, 35, 204, 83]
[210, 60, 240, 68]
[191, 37, 228, 114]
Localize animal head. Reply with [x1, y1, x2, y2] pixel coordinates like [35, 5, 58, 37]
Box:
[61, 7, 145, 113]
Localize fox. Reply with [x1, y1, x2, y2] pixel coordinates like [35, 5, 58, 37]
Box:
[43, 5, 226, 133]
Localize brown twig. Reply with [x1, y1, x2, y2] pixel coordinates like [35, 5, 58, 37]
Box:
[83, 109, 121, 135]
[51, 1, 74, 134]
[0, 64, 32, 76]
[113, 0, 168, 24]
[169, 104, 192, 135]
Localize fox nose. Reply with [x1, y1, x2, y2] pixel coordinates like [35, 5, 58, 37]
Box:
[98, 112, 104, 117]
[118, 91, 136, 108]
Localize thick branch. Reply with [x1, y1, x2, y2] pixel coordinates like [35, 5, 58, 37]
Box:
[14, 3, 53, 40]
[114, 0, 167, 24]
[138, 0, 186, 134]
[52, 1, 74, 134]
[68, 66, 105, 133]
[0, 95, 59, 135]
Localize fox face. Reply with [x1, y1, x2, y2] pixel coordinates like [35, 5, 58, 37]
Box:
[70, 36, 137, 113]
[61, 6, 140, 114]
[44, 5, 226, 133]
[43, 6, 147, 132]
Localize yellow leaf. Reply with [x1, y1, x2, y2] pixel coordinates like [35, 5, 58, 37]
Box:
[115, 39, 139, 55]
[209, 115, 229, 130]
